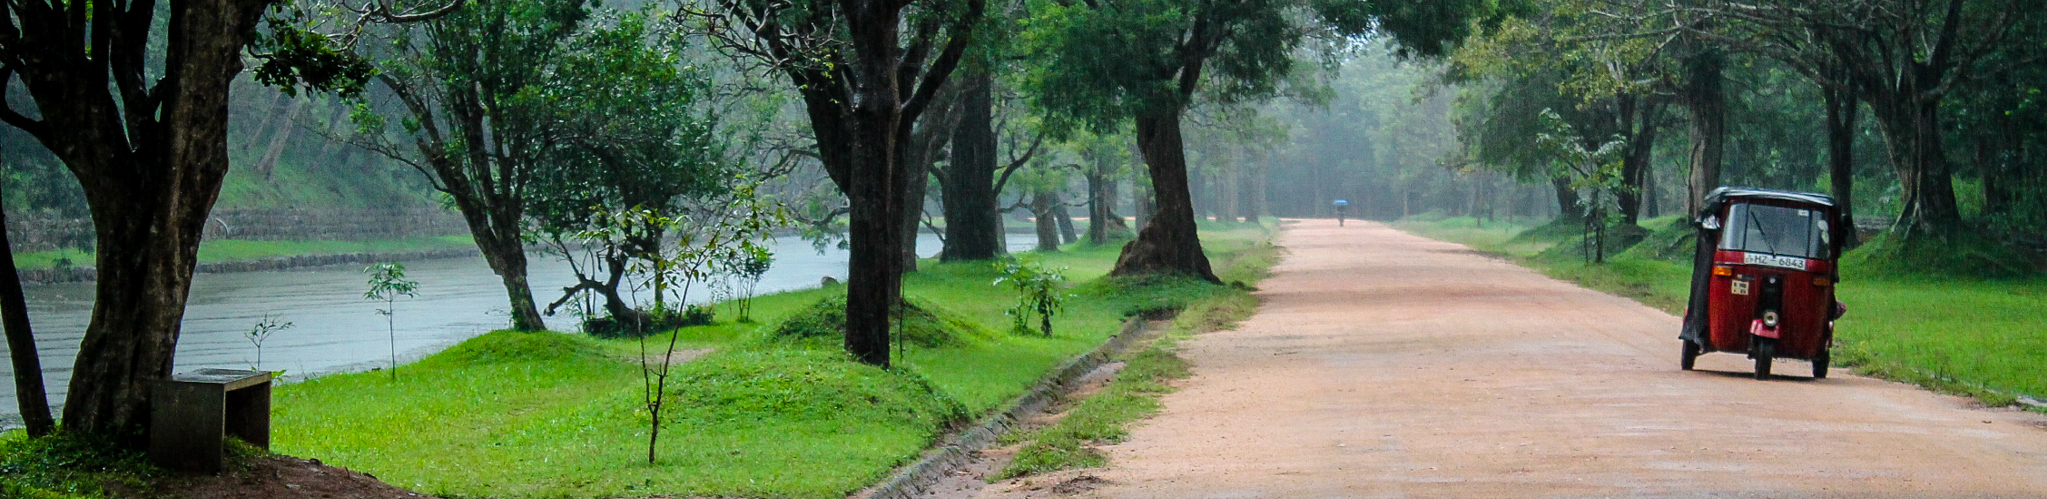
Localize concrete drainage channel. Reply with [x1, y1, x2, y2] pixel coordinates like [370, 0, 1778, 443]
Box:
[854, 316, 1165, 499]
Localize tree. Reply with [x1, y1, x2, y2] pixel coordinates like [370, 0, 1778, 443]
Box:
[364, 262, 419, 381]
[1674, 0, 2046, 240]
[0, 185, 53, 436]
[1023, 0, 1500, 281]
[682, 0, 987, 366]
[529, 10, 728, 333]
[348, 0, 597, 332]
[0, 0, 383, 436]
[1069, 130, 1135, 244]
[603, 183, 780, 464]
[994, 256, 1068, 336]
[937, 72, 1044, 261]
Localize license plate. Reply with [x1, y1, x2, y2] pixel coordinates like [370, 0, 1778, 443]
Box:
[1743, 252, 1808, 270]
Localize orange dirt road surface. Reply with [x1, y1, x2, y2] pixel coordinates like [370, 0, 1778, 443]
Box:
[1045, 219, 2047, 498]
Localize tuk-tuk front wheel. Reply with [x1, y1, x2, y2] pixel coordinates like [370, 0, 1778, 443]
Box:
[1812, 350, 1830, 379]
[1681, 340, 1701, 371]
[1752, 337, 1775, 380]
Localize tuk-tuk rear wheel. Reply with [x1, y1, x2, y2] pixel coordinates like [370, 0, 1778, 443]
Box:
[1812, 350, 1830, 379]
[1752, 337, 1775, 380]
[1681, 341, 1701, 371]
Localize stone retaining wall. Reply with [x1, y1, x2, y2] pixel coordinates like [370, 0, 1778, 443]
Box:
[6, 208, 468, 253]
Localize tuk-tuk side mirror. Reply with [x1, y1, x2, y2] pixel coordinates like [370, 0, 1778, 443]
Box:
[1698, 215, 1721, 231]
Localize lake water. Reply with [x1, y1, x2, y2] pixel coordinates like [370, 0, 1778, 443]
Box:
[0, 232, 1038, 421]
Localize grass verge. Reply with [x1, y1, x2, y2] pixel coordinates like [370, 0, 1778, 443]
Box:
[1394, 215, 2047, 411]
[995, 235, 1279, 479]
[247, 221, 1276, 499]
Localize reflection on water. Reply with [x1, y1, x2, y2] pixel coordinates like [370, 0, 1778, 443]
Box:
[1, 232, 1036, 419]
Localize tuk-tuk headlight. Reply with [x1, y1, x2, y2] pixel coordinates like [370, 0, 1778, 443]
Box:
[1761, 310, 1780, 328]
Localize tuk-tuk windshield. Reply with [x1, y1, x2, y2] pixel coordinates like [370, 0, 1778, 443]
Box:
[1718, 203, 1830, 259]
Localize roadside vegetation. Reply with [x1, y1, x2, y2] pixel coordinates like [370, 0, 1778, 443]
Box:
[1395, 214, 2047, 410]
[995, 269, 1269, 479]
[242, 222, 1274, 499]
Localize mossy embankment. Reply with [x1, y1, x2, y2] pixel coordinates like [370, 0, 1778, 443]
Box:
[1394, 214, 2047, 410]
[249, 221, 1277, 499]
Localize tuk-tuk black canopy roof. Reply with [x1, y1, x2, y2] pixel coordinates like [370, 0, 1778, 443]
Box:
[1702, 187, 1835, 214]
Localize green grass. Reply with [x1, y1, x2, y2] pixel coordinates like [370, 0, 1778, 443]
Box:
[0, 432, 157, 499]
[1394, 215, 2047, 408]
[996, 237, 1278, 479]
[11, 235, 475, 271]
[251, 222, 1279, 499]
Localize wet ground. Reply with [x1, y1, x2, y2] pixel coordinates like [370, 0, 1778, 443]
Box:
[973, 219, 2047, 498]
[1, 232, 1035, 422]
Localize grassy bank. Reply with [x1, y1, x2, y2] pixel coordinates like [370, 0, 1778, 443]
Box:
[12, 235, 475, 271]
[1394, 215, 2047, 408]
[995, 268, 1270, 479]
[254, 221, 1278, 499]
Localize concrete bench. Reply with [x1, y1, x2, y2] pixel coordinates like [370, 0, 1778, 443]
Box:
[149, 368, 272, 473]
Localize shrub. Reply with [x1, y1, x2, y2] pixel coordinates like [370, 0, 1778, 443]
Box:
[582, 304, 715, 339]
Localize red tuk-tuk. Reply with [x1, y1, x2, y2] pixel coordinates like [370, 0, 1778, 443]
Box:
[1679, 187, 1847, 380]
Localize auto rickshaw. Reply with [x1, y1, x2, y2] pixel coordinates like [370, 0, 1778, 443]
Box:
[1679, 187, 1847, 380]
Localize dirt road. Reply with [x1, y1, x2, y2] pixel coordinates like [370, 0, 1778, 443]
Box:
[1011, 219, 2047, 498]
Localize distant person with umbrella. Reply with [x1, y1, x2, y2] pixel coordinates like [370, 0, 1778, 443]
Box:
[1333, 199, 1350, 226]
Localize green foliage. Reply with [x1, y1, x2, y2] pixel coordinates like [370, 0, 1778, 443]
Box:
[0, 431, 157, 498]
[1022, 0, 1498, 135]
[251, 3, 376, 97]
[581, 305, 715, 339]
[1839, 231, 2040, 280]
[528, 8, 730, 242]
[266, 223, 1278, 498]
[994, 257, 1070, 336]
[362, 262, 419, 303]
[725, 244, 775, 322]
[364, 262, 419, 380]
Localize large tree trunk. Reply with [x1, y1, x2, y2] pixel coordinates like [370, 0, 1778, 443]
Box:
[899, 82, 962, 271]
[1084, 165, 1127, 244]
[1682, 50, 1727, 216]
[1051, 194, 1078, 244]
[1865, 93, 1960, 239]
[1031, 192, 1061, 252]
[838, 0, 917, 368]
[463, 208, 545, 330]
[0, 199, 54, 436]
[939, 71, 1003, 262]
[15, 0, 274, 437]
[1085, 166, 1109, 244]
[1823, 79, 1860, 249]
[1551, 176, 1586, 223]
[1617, 94, 1660, 225]
[1113, 109, 1217, 282]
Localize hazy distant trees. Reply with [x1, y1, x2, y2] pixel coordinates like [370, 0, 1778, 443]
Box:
[1021, 0, 1501, 281]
